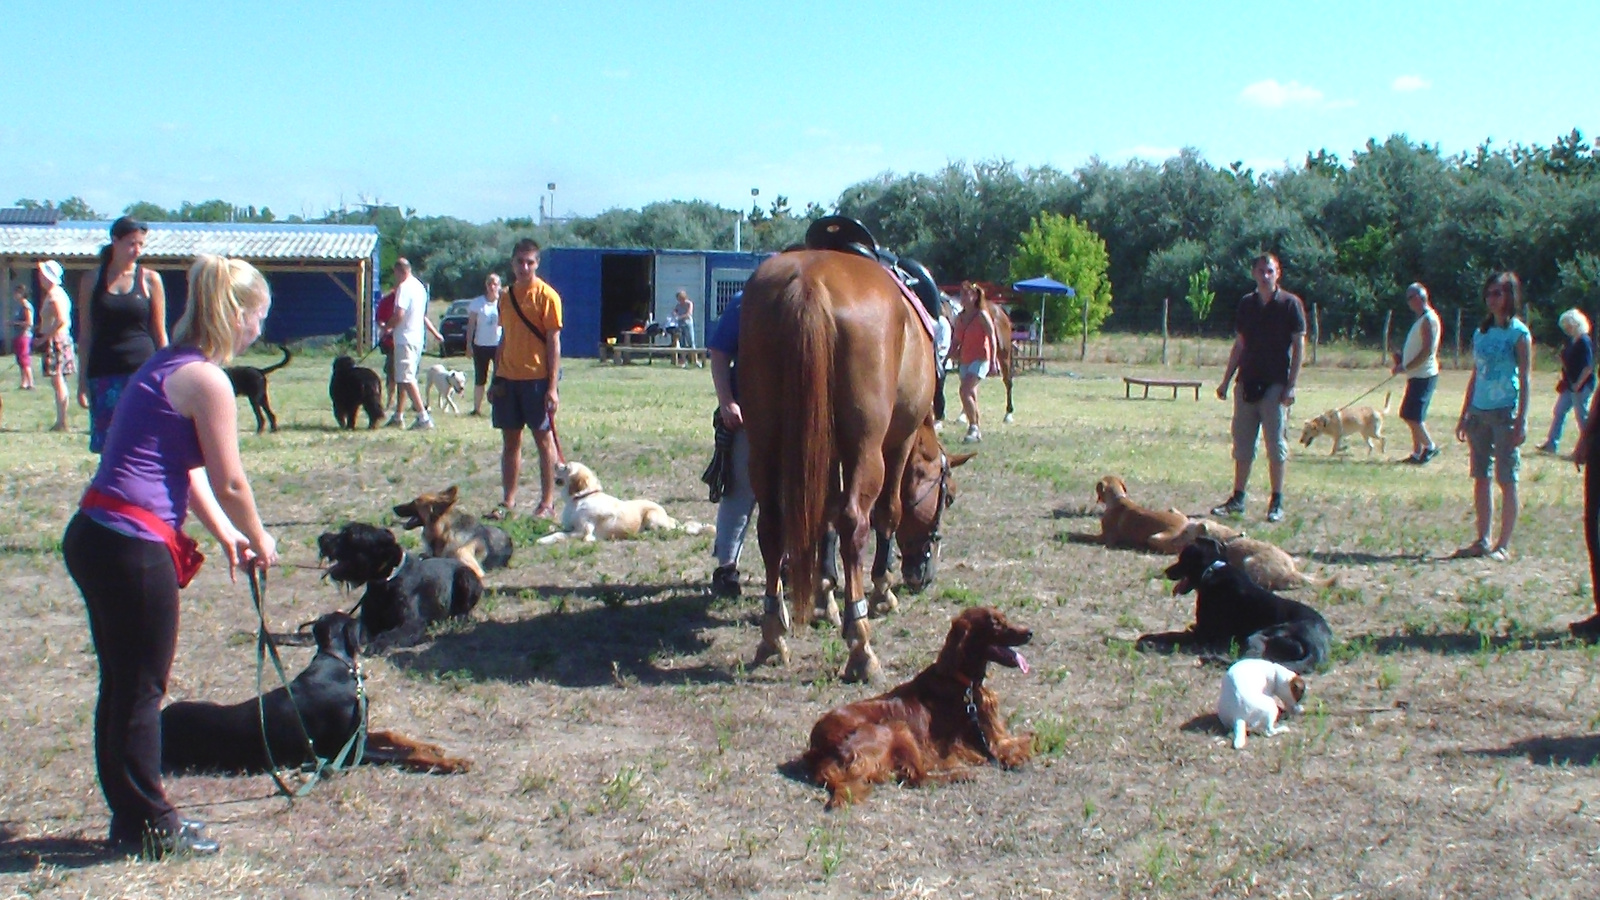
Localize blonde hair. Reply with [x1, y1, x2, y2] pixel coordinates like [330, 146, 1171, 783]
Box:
[173, 255, 270, 364]
[1559, 308, 1591, 337]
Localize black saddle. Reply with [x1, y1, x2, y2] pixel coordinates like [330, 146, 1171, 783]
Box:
[804, 216, 943, 320]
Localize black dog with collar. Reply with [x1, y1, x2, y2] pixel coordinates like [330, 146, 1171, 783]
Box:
[161, 612, 366, 773]
[1136, 536, 1332, 673]
[317, 522, 483, 650]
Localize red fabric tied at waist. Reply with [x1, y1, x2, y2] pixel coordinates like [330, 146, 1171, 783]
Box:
[80, 487, 206, 588]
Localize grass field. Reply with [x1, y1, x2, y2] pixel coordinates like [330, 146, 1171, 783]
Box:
[0, 337, 1596, 899]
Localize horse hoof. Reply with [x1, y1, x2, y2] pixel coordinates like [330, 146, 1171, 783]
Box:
[753, 638, 790, 667]
[869, 588, 898, 618]
[841, 646, 882, 684]
[1003, 412, 1015, 423]
[816, 590, 842, 629]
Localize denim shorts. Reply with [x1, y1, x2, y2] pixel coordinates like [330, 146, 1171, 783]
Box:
[1464, 406, 1520, 484]
[1400, 376, 1436, 423]
[960, 360, 990, 380]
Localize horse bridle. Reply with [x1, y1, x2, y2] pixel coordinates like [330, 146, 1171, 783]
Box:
[905, 452, 953, 563]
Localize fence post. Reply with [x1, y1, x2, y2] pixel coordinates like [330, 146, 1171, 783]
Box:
[1080, 297, 1089, 361]
[1382, 310, 1393, 368]
[1454, 308, 1463, 368]
[1311, 303, 1320, 366]
[1161, 297, 1169, 366]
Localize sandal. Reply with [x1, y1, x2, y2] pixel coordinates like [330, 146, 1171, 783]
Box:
[1450, 540, 1490, 559]
[1487, 547, 1510, 562]
[532, 504, 556, 520]
[486, 503, 515, 522]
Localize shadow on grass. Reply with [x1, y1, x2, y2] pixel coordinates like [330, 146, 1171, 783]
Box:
[1301, 550, 1438, 565]
[0, 542, 56, 556]
[0, 825, 126, 871]
[386, 583, 734, 688]
[1180, 712, 1221, 735]
[1339, 628, 1573, 657]
[1466, 734, 1600, 766]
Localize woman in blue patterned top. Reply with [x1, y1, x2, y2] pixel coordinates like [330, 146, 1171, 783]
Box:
[1452, 271, 1532, 561]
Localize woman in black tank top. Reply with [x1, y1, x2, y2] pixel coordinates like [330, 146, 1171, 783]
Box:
[76, 216, 168, 453]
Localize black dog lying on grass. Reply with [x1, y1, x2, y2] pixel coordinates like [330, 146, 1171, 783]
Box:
[329, 355, 385, 430]
[161, 612, 471, 774]
[226, 344, 291, 433]
[318, 522, 483, 650]
[1136, 536, 1333, 673]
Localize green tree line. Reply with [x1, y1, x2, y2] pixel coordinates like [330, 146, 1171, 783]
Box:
[21, 128, 1599, 342]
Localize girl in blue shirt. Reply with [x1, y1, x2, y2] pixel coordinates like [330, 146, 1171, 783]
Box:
[1453, 271, 1532, 560]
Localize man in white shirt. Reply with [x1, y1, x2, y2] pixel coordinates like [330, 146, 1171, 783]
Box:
[386, 257, 445, 429]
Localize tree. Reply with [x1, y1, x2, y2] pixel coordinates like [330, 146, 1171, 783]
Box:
[1185, 268, 1215, 325]
[14, 196, 100, 219]
[1008, 212, 1113, 341]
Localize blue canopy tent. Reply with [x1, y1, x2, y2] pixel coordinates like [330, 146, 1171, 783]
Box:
[1013, 276, 1098, 360]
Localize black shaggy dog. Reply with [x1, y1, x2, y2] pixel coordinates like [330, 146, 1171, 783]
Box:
[330, 355, 385, 430]
[318, 522, 482, 649]
[1136, 536, 1333, 673]
[226, 345, 291, 432]
[161, 612, 472, 774]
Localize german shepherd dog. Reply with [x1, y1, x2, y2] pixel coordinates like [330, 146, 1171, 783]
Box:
[394, 485, 514, 578]
[226, 345, 291, 433]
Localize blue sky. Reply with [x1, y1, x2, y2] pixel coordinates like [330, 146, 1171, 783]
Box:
[3, 1, 1593, 223]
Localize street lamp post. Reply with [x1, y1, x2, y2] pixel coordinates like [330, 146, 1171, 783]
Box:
[547, 182, 556, 224]
[735, 187, 759, 252]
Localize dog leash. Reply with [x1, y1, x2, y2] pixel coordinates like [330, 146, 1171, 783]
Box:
[249, 567, 367, 799]
[1336, 372, 1398, 412]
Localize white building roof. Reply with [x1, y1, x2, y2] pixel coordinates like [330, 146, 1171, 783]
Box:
[0, 221, 379, 262]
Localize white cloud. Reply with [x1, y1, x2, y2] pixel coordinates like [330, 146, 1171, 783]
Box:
[1126, 145, 1182, 162]
[1239, 79, 1325, 109]
[1392, 75, 1432, 92]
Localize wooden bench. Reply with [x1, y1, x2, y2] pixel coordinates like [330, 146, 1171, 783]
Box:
[1124, 376, 1203, 400]
[1011, 333, 1044, 371]
[609, 345, 708, 366]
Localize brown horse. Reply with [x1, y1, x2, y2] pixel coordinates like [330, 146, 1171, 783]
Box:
[740, 250, 946, 683]
[990, 303, 1017, 423]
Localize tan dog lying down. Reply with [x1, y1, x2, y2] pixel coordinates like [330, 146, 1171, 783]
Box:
[1179, 520, 1328, 591]
[1094, 475, 1190, 554]
[537, 461, 713, 544]
[1299, 392, 1390, 455]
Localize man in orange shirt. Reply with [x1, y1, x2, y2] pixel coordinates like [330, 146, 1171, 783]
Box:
[491, 239, 564, 519]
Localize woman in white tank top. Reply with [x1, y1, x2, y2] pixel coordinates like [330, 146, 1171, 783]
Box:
[1392, 283, 1441, 463]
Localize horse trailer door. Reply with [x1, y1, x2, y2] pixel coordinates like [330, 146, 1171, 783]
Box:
[654, 253, 705, 334]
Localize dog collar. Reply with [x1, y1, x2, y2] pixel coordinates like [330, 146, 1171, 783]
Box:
[569, 487, 601, 500]
[1206, 560, 1226, 574]
[386, 551, 411, 583]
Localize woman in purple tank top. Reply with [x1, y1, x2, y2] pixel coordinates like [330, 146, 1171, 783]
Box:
[62, 254, 277, 859]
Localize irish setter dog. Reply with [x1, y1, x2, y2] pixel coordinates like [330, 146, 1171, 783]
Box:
[802, 606, 1035, 808]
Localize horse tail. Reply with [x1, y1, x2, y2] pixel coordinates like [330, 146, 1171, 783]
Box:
[779, 268, 835, 628]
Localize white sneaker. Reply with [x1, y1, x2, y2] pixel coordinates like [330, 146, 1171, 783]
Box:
[385, 414, 404, 428]
[962, 426, 981, 443]
[409, 415, 435, 431]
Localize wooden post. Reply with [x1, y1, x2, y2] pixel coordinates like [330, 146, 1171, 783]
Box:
[1080, 296, 1089, 361]
[1382, 310, 1393, 368]
[1311, 303, 1320, 366]
[1161, 297, 1169, 366]
[1454, 308, 1463, 368]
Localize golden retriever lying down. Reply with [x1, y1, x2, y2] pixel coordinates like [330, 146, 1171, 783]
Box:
[536, 461, 714, 544]
[1177, 520, 1329, 591]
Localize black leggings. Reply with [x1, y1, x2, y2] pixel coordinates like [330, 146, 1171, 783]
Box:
[472, 344, 497, 386]
[63, 513, 181, 841]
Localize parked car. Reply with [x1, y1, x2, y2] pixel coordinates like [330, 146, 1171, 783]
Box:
[438, 299, 474, 357]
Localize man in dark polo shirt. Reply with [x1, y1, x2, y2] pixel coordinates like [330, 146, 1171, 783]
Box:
[1211, 253, 1306, 523]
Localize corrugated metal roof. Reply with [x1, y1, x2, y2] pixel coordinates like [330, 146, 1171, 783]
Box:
[0, 221, 379, 261]
[0, 207, 61, 225]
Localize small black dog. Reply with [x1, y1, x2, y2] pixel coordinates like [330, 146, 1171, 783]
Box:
[330, 355, 385, 430]
[1136, 537, 1333, 673]
[318, 522, 482, 649]
[162, 612, 365, 773]
[226, 345, 291, 433]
